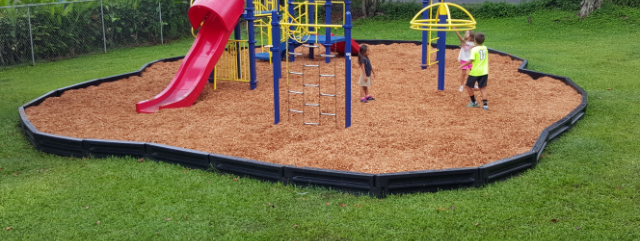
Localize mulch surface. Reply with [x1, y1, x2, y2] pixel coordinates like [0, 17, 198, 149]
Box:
[26, 43, 581, 174]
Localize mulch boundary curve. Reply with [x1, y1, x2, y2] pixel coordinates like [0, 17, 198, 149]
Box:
[18, 40, 588, 197]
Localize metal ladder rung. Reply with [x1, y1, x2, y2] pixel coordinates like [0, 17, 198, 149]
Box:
[304, 64, 319, 67]
[289, 90, 303, 94]
[320, 54, 336, 58]
[430, 61, 439, 65]
[304, 103, 320, 107]
[320, 93, 336, 97]
[321, 113, 336, 116]
[303, 45, 319, 48]
[264, 45, 273, 48]
[430, 37, 439, 41]
[320, 74, 335, 77]
[304, 122, 320, 125]
[289, 109, 304, 114]
[289, 72, 304, 75]
[289, 52, 303, 56]
[303, 84, 319, 87]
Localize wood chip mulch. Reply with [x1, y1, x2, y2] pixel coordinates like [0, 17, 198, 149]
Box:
[25, 43, 581, 174]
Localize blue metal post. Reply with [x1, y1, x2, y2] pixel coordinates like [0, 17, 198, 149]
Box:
[346, 0, 350, 12]
[437, 3, 446, 91]
[287, 0, 295, 62]
[272, 10, 281, 124]
[324, 0, 332, 63]
[247, 0, 258, 90]
[421, 0, 429, 70]
[234, 22, 242, 80]
[309, 0, 315, 59]
[344, 11, 352, 128]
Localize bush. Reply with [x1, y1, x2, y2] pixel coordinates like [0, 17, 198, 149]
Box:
[0, 0, 190, 67]
[611, 0, 640, 8]
[374, 0, 585, 21]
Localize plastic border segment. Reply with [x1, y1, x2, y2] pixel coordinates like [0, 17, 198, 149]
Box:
[18, 106, 38, 149]
[57, 78, 103, 95]
[479, 151, 537, 184]
[137, 56, 184, 73]
[376, 167, 480, 196]
[284, 166, 381, 197]
[34, 132, 86, 158]
[532, 130, 549, 162]
[145, 143, 211, 170]
[23, 90, 60, 108]
[101, 71, 142, 84]
[83, 139, 146, 159]
[210, 153, 285, 183]
[161, 56, 185, 62]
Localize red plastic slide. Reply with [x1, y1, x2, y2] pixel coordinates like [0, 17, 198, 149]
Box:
[330, 34, 360, 56]
[136, 0, 243, 113]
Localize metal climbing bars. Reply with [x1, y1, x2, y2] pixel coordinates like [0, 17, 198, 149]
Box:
[286, 44, 338, 127]
[280, 1, 346, 44]
[212, 40, 250, 89]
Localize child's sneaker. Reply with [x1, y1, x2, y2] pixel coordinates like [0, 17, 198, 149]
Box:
[483, 105, 489, 111]
[360, 98, 368, 103]
[466, 102, 479, 108]
[366, 95, 375, 101]
[459, 86, 464, 92]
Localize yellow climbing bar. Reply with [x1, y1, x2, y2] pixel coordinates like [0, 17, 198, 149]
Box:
[253, 0, 277, 17]
[213, 40, 250, 90]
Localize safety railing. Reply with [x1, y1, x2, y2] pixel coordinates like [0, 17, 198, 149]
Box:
[213, 40, 250, 89]
[280, 1, 346, 44]
[253, 0, 277, 17]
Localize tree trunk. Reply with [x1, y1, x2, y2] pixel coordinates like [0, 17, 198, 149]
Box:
[362, 0, 368, 18]
[371, 0, 378, 16]
[579, 0, 603, 17]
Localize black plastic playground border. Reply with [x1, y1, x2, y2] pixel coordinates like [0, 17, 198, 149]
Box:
[18, 40, 587, 198]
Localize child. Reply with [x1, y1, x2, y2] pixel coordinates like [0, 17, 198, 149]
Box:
[358, 44, 375, 103]
[454, 27, 475, 92]
[460, 32, 489, 110]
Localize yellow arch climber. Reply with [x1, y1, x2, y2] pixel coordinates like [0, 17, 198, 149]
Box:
[409, 2, 477, 32]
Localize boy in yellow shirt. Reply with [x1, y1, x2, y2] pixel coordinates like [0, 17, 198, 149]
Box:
[460, 32, 489, 110]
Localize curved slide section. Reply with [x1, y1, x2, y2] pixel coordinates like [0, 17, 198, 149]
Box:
[136, 0, 244, 113]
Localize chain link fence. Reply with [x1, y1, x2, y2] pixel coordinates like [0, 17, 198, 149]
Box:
[0, 0, 191, 68]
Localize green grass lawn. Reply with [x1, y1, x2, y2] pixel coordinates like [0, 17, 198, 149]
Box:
[1, 5, 640, 240]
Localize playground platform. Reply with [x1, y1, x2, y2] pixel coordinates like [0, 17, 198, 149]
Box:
[256, 35, 346, 61]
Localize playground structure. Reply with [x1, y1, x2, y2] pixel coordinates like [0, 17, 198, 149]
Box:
[19, 41, 589, 197]
[137, 0, 358, 129]
[410, 0, 477, 91]
[17, 0, 590, 198]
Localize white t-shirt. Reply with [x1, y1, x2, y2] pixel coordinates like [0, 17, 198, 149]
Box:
[458, 41, 475, 62]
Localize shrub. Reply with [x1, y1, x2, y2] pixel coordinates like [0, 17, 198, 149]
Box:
[0, 0, 190, 66]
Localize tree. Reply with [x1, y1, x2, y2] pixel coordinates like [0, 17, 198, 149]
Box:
[578, 0, 603, 17]
[361, 0, 382, 18]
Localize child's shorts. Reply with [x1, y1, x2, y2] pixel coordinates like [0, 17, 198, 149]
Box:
[358, 74, 372, 87]
[460, 60, 473, 70]
[466, 75, 488, 88]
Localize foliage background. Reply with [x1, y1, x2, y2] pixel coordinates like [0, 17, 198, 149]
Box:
[0, 0, 191, 67]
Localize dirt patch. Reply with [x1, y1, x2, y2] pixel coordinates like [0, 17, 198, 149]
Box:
[25, 43, 581, 174]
